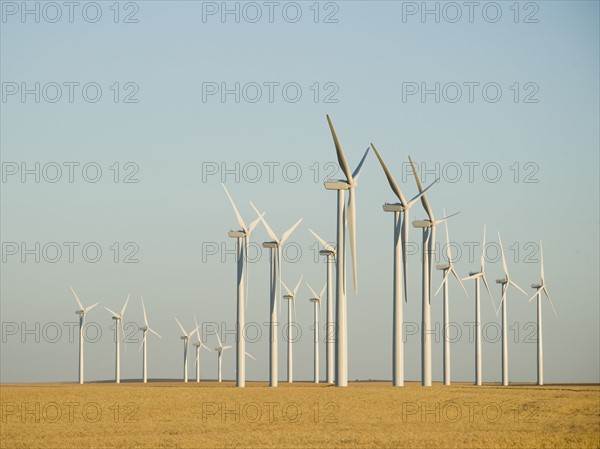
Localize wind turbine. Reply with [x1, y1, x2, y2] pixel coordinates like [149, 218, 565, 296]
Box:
[308, 228, 335, 384]
[409, 156, 459, 387]
[370, 145, 436, 387]
[139, 296, 161, 383]
[191, 314, 211, 383]
[433, 215, 468, 386]
[282, 274, 304, 383]
[462, 225, 495, 386]
[496, 233, 528, 386]
[214, 331, 232, 383]
[222, 183, 263, 388]
[250, 202, 302, 387]
[323, 114, 369, 387]
[306, 281, 325, 384]
[70, 286, 98, 384]
[528, 241, 557, 386]
[175, 318, 200, 383]
[104, 294, 130, 384]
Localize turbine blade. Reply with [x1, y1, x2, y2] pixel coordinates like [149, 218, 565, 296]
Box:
[434, 269, 451, 297]
[498, 232, 509, 278]
[451, 267, 469, 297]
[175, 317, 188, 337]
[245, 351, 256, 361]
[481, 274, 496, 310]
[194, 314, 201, 343]
[104, 306, 120, 318]
[141, 296, 148, 327]
[281, 218, 303, 244]
[138, 332, 145, 353]
[245, 235, 250, 310]
[543, 286, 557, 317]
[433, 211, 461, 225]
[407, 178, 439, 208]
[480, 225, 487, 272]
[120, 293, 130, 318]
[248, 212, 264, 235]
[319, 283, 326, 300]
[402, 208, 409, 302]
[85, 303, 99, 313]
[223, 345, 233, 350]
[496, 285, 507, 317]
[216, 329, 222, 347]
[540, 240, 545, 284]
[149, 327, 162, 339]
[347, 187, 358, 293]
[281, 280, 293, 297]
[70, 286, 84, 311]
[408, 155, 434, 221]
[221, 183, 248, 232]
[371, 143, 406, 205]
[202, 343, 213, 352]
[250, 202, 278, 242]
[121, 319, 127, 352]
[510, 280, 528, 296]
[293, 274, 304, 297]
[309, 228, 335, 253]
[352, 147, 370, 181]
[528, 289, 539, 302]
[305, 281, 319, 299]
[461, 273, 480, 282]
[326, 115, 353, 183]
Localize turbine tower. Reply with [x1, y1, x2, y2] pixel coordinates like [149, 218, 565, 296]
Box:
[323, 114, 369, 387]
[282, 275, 303, 383]
[250, 203, 302, 387]
[70, 286, 98, 384]
[306, 281, 325, 384]
[308, 229, 335, 384]
[214, 331, 232, 383]
[370, 145, 436, 387]
[409, 156, 459, 387]
[104, 294, 130, 384]
[496, 233, 527, 386]
[433, 215, 468, 386]
[222, 183, 263, 388]
[528, 241, 557, 386]
[462, 225, 495, 386]
[139, 296, 162, 383]
[192, 314, 211, 383]
[175, 318, 200, 383]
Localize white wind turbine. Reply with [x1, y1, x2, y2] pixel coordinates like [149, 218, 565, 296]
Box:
[250, 202, 302, 387]
[222, 183, 264, 388]
[104, 294, 130, 384]
[323, 114, 369, 387]
[175, 318, 200, 383]
[370, 145, 436, 387]
[308, 228, 335, 384]
[433, 214, 468, 386]
[214, 332, 233, 383]
[70, 286, 98, 384]
[528, 241, 557, 386]
[409, 156, 460, 387]
[462, 225, 495, 386]
[191, 314, 212, 383]
[282, 274, 304, 383]
[139, 296, 162, 383]
[496, 233, 528, 386]
[306, 281, 325, 384]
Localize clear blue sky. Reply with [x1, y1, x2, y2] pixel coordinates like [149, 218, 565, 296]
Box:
[1, 1, 598, 383]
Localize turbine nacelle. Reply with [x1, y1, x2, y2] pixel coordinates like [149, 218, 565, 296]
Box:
[139, 326, 148, 332]
[531, 283, 543, 289]
[309, 297, 320, 303]
[75, 310, 84, 315]
[262, 241, 279, 249]
[228, 230, 246, 238]
[319, 249, 335, 256]
[496, 278, 509, 285]
[324, 180, 351, 190]
[283, 295, 294, 300]
[469, 271, 482, 277]
[436, 263, 450, 271]
[383, 203, 406, 213]
[413, 219, 433, 229]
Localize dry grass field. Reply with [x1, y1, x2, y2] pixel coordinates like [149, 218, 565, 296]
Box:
[1, 381, 598, 449]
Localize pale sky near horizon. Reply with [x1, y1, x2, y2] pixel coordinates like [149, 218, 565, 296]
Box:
[1, 1, 598, 384]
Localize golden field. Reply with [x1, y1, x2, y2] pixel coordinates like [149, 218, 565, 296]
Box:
[1, 381, 598, 449]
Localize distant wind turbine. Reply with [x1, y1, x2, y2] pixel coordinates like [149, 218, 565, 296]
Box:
[104, 294, 130, 384]
[370, 145, 436, 387]
[323, 114, 369, 387]
[308, 228, 335, 384]
[496, 233, 528, 386]
[214, 331, 232, 383]
[139, 296, 161, 383]
[306, 281, 325, 384]
[462, 225, 495, 385]
[250, 202, 302, 387]
[191, 314, 211, 383]
[433, 215, 468, 385]
[282, 274, 304, 383]
[222, 183, 263, 388]
[175, 317, 200, 383]
[70, 286, 98, 384]
[528, 241, 557, 386]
